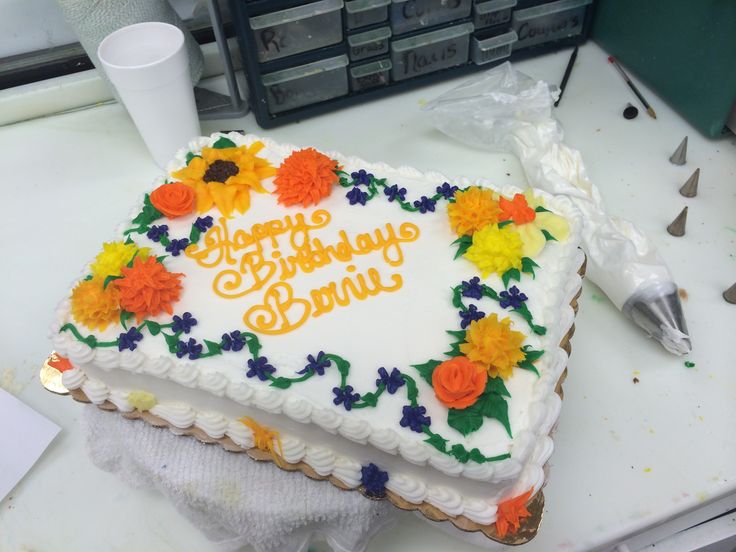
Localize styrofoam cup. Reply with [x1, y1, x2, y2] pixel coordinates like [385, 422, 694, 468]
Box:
[97, 22, 201, 167]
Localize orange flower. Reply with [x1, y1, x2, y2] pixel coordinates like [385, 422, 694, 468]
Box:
[273, 148, 340, 207]
[499, 193, 536, 224]
[432, 357, 487, 409]
[150, 182, 195, 219]
[495, 489, 533, 538]
[116, 257, 183, 322]
[460, 314, 526, 380]
[70, 277, 121, 331]
[447, 187, 501, 236]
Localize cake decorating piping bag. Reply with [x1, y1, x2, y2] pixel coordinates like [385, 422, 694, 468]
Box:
[422, 62, 691, 355]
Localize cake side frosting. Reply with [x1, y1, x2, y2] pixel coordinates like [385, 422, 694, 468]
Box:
[50, 132, 584, 529]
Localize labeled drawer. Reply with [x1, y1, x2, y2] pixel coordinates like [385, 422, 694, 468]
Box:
[471, 29, 517, 64]
[391, 22, 473, 81]
[390, 0, 473, 35]
[345, 0, 391, 29]
[261, 55, 349, 114]
[473, 0, 516, 29]
[249, 0, 344, 62]
[512, 0, 592, 49]
[348, 27, 392, 61]
[350, 59, 392, 91]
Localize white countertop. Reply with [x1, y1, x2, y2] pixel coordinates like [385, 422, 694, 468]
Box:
[1, 42, 735, 552]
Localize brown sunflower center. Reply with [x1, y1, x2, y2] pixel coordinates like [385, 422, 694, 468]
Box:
[203, 160, 239, 183]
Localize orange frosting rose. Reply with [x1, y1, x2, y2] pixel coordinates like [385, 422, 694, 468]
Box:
[150, 182, 195, 218]
[432, 356, 488, 409]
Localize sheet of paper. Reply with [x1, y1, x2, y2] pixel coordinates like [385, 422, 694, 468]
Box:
[0, 388, 60, 501]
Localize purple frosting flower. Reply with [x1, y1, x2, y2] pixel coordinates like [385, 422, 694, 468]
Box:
[146, 224, 169, 242]
[220, 330, 246, 352]
[376, 367, 405, 394]
[333, 385, 361, 410]
[499, 285, 528, 309]
[413, 196, 436, 213]
[400, 405, 431, 432]
[171, 312, 197, 334]
[350, 169, 373, 186]
[297, 351, 331, 376]
[461, 277, 484, 300]
[176, 337, 202, 360]
[165, 237, 190, 257]
[194, 216, 214, 232]
[361, 463, 389, 497]
[246, 356, 276, 381]
[384, 184, 407, 202]
[436, 182, 459, 199]
[346, 186, 368, 206]
[117, 327, 143, 351]
[459, 304, 485, 329]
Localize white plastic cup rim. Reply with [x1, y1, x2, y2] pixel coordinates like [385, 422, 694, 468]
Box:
[97, 22, 184, 72]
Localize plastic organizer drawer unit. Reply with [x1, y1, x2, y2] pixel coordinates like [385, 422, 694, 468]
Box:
[390, 0, 473, 35]
[249, 0, 344, 62]
[345, 0, 391, 29]
[512, 0, 592, 49]
[261, 55, 349, 114]
[473, 0, 517, 29]
[350, 59, 392, 91]
[391, 22, 473, 81]
[348, 27, 392, 61]
[471, 29, 517, 64]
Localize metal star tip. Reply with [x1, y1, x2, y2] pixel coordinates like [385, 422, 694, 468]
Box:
[679, 168, 700, 198]
[724, 283, 736, 304]
[623, 285, 692, 355]
[669, 136, 688, 165]
[667, 206, 688, 237]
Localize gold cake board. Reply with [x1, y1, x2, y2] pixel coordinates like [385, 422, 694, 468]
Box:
[45, 258, 586, 545]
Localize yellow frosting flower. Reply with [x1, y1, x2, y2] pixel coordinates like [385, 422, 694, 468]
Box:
[513, 191, 570, 258]
[447, 186, 501, 236]
[90, 241, 150, 279]
[70, 277, 121, 331]
[464, 224, 523, 278]
[460, 314, 526, 380]
[128, 390, 157, 411]
[171, 141, 276, 217]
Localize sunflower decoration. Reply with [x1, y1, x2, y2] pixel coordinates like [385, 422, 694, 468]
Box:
[500, 191, 570, 257]
[171, 139, 276, 217]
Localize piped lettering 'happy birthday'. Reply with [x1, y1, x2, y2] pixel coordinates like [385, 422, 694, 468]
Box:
[185, 210, 420, 334]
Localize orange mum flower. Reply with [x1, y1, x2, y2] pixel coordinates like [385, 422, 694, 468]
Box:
[70, 277, 121, 331]
[460, 314, 526, 380]
[432, 356, 487, 409]
[273, 148, 340, 207]
[116, 257, 183, 322]
[499, 193, 536, 224]
[495, 489, 533, 538]
[447, 187, 501, 236]
[150, 182, 195, 219]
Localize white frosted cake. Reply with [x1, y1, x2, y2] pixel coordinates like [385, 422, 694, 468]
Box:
[50, 132, 584, 541]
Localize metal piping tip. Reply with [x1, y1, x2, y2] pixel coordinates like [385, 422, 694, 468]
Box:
[679, 168, 700, 197]
[667, 207, 688, 237]
[669, 136, 688, 165]
[724, 283, 736, 304]
[623, 283, 692, 355]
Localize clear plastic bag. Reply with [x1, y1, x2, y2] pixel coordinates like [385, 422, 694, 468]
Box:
[423, 62, 690, 355]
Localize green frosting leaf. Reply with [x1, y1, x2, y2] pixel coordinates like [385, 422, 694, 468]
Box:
[145, 321, 161, 336]
[120, 310, 134, 330]
[156, 255, 168, 263]
[402, 375, 419, 404]
[444, 330, 466, 357]
[163, 332, 180, 354]
[103, 275, 123, 289]
[541, 229, 557, 242]
[411, 359, 441, 386]
[521, 257, 539, 278]
[359, 391, 379, 407]
[326, 354, 351, 387]
[189, 225, 202, 244]
[485, 376, 510, 398]
[502, 268, 521, 288]
[185, 152, 202, 165]
[269, 377, 292, 389]
[468, 448, 487, 463]
[497, 220, 513, 229]
[447, 404, 484, 436]
[450, 444, 470, 463]
[481, 284, 499, 300]
[535, 206, 551, 213]
[204, 339, 222, 355]
[243, 332, 262, 357]
[131, 194, 163, 226]
[452, 235, 472, 260]
[124, 235, 134, 244]
[212, 136, 237, 149]
[478, 392, 512, 437]
[424, 431, 448, 453]
[451, 286, 465, 309]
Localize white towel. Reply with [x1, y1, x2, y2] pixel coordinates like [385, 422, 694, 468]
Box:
[82, 405, 398, 552]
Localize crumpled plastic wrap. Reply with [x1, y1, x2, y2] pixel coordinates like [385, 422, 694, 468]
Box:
[422, 62, 690, 355]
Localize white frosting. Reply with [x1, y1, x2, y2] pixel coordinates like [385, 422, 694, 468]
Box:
[51, 132, 585, 524]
